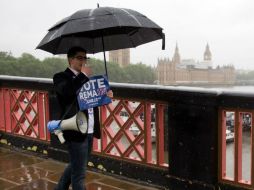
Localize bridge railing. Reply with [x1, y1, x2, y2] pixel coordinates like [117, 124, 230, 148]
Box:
[1, 75, 254, 190]
[94, 99, 168, 168]
[218, 91, 254, 189]
[0, 76, 51, 143]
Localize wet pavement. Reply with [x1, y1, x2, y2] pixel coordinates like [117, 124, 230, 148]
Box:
[0, 147, 160, 190]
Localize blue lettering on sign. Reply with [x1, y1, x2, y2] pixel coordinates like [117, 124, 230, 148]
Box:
[77, 75, 112, 110]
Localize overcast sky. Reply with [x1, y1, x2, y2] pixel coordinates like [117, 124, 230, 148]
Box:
[0, 0, 253, 70]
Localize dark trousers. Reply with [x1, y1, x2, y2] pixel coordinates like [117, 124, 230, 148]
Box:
[55, 134, 93, 190]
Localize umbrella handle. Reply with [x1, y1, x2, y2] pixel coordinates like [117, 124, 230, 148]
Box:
[101, 34, 109, 80]
[162, 32, 165, 50]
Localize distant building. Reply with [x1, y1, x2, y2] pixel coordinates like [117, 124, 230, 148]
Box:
[156, 44, 235, 85]
[109, 49, 130, 67]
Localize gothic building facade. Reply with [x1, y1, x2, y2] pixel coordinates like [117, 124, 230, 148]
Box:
[156, 44, 235, 85]
[109, 49, 130, 67]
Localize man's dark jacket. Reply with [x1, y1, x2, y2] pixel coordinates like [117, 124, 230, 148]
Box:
[53, 68, 101, 142]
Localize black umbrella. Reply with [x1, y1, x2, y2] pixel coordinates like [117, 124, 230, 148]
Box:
[36, 6, 165, 78]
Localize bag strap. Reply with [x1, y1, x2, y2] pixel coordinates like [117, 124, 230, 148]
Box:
[59, 100, 76, 125]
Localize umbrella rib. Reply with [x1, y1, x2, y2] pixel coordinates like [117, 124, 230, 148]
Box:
[120, 8, 142, 26]
[88, 9, 95, 16]
[111, 9, 121, 27]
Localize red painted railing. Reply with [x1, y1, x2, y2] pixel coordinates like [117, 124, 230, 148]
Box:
[3, 76, 254, 189]
[219, 108, 253, 188]
[0, 88, 50, 141]
[93, 99, 168, 168]
[0, 87, 168, 168]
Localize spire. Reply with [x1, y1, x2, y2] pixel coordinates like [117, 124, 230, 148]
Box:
[175, 43, 179, 53]
[172, 43, 181, 64]
[204, 43, 212, 61]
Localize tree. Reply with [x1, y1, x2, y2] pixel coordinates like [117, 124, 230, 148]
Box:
[0, 52, 156, 84]
[0, 51, 18, 75]
[236, 71, 254, 81]
[124, 63, 156, 84]
[41, 57, 67, 78]
[17, 53, 41, 77]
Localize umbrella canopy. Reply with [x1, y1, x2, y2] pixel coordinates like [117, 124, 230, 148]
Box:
[36, 7, 165, 54]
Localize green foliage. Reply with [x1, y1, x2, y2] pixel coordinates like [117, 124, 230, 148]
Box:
[0, 51, 68, 78]
[41, 57, 67, 77]
[0, 52, 18, 75]
[17, 53, 41, 77]
[236, 71, 254, 80]
[124, 63, 156, 84]
[0, 51, 156, 84]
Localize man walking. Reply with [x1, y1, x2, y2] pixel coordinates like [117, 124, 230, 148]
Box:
[53, 46, 113, 190]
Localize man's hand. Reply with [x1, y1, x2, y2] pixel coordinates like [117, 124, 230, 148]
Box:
[107, 90, 113, 98]
[81, 65, 92, 77]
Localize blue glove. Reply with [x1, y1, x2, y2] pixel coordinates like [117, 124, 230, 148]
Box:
[47, 120, 61, 133]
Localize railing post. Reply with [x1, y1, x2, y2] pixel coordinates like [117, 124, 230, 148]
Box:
[168, 95, 218, 189]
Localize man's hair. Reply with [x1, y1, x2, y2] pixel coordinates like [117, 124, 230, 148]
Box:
[67, 47, 86, 58]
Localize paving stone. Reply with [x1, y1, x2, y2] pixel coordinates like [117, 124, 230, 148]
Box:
[0, 147, 160, 190]
[0, 178, 17, 189]
[7, 179, 57, 190]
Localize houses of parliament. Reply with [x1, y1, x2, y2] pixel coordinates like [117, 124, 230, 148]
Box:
[156, 44, 235, 85]
[109, 44, 236, 85]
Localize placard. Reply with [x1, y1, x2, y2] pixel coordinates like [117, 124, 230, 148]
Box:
[77, 75, 112, 110]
